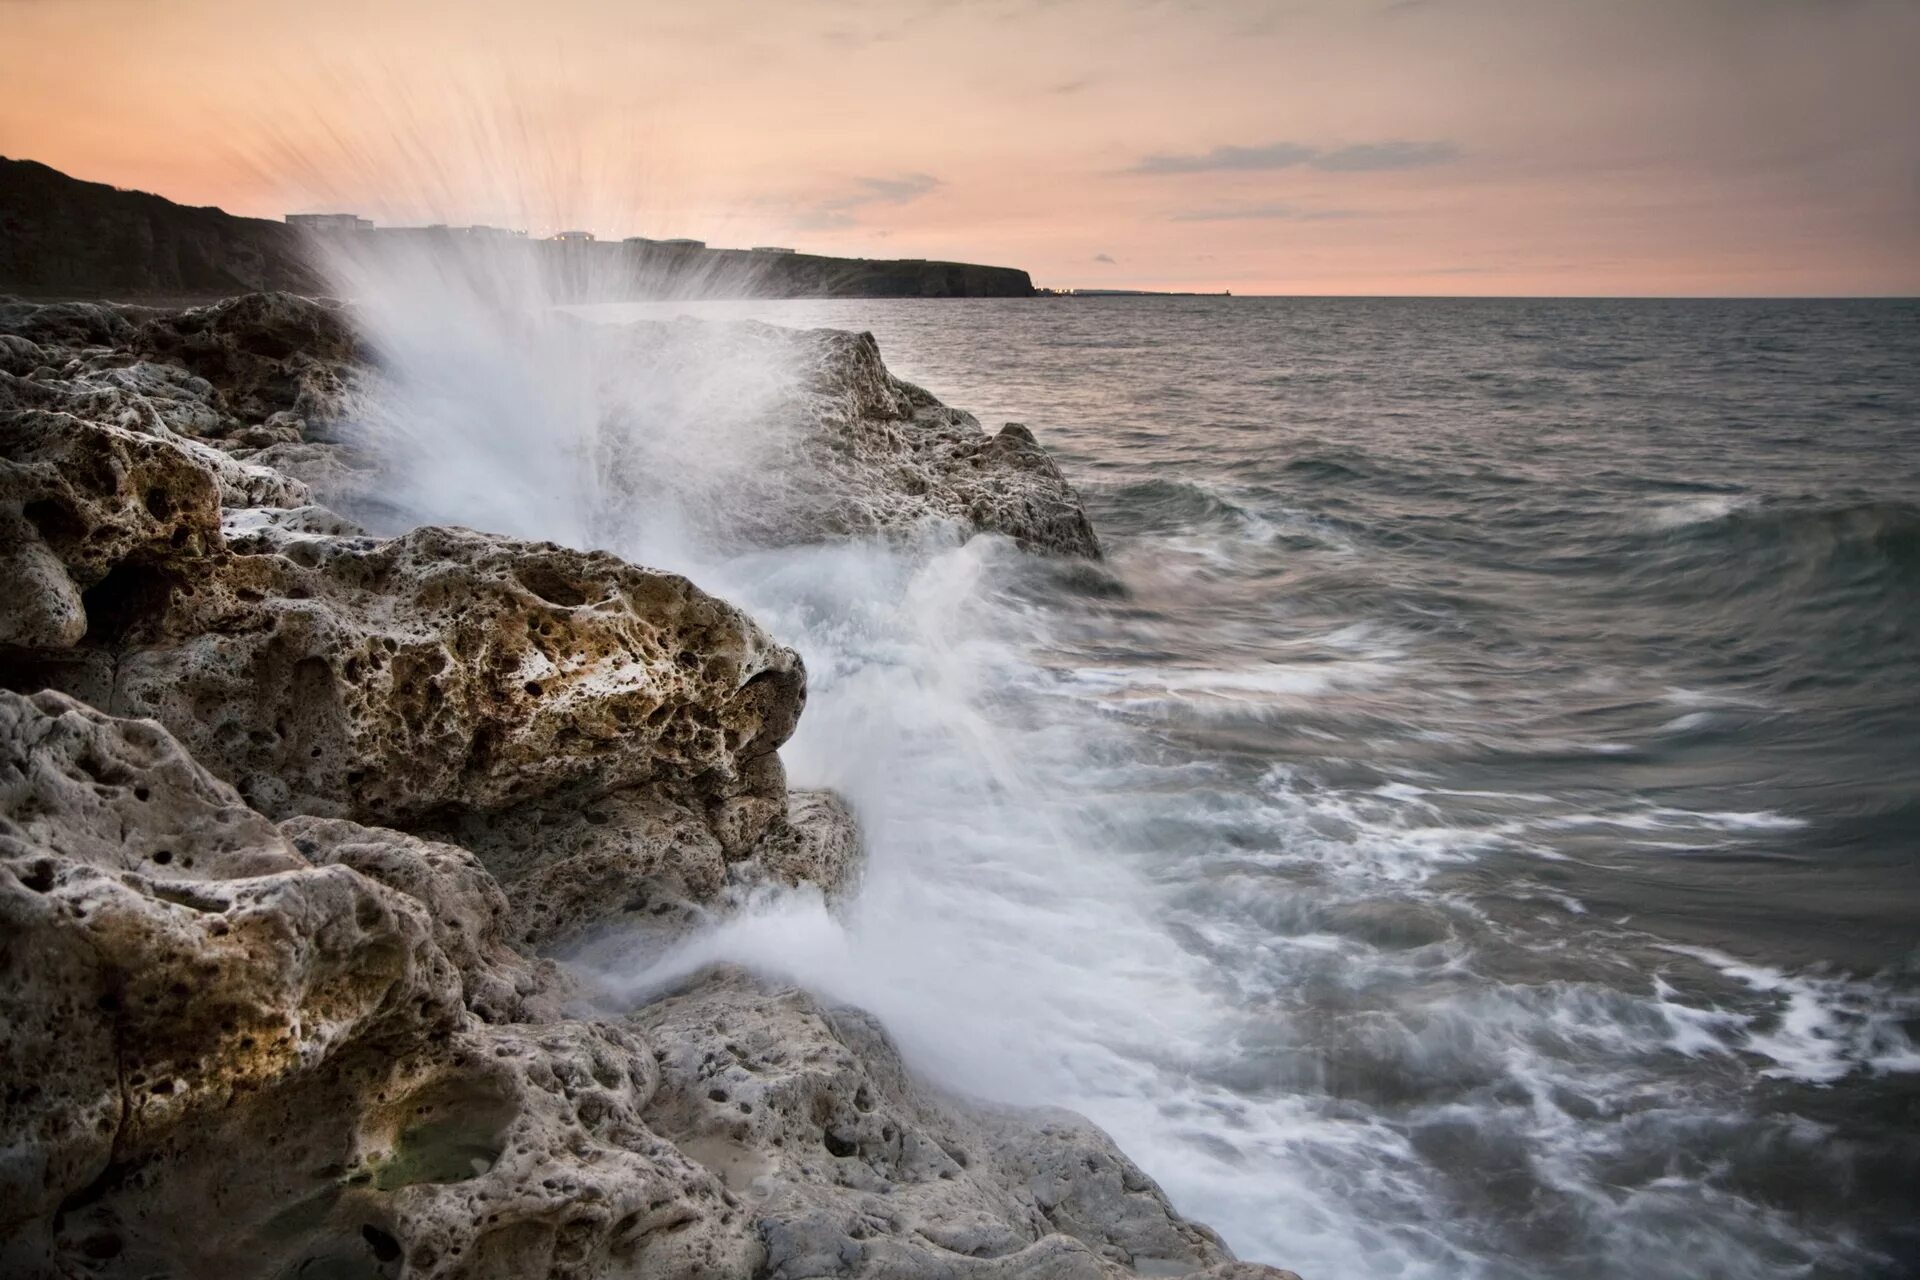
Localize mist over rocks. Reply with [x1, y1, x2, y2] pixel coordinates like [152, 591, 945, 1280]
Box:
[0, 292, 1288, 1279]
[549, 315, 1101, 556]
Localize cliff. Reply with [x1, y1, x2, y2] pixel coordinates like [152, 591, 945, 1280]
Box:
[0, 159, 1035, 301]
[0, 292, 1287, 1279]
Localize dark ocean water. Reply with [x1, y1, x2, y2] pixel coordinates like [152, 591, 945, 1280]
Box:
[578, 296, 1920, 1279]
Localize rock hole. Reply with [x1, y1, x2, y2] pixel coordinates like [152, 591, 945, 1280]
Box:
[514, 564, 589, 608]
[81, 562, 178, 644]
[361, 1224, 402, 1263]
[822, 1130, 856, 1158]
[23, 497, 86, 545]
[80, 1232, 123, 1260]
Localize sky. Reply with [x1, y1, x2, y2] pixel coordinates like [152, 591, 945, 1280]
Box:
[2, 0, 1916, 296]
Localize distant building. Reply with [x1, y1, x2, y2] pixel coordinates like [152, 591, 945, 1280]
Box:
[623, 235, 656, 245]
[749, 245, 795, 255]
[550, 230, 595, 242]
[286, 213, 372, 232]
[657, 237, 706, 249]
[465, 225, 526, 238]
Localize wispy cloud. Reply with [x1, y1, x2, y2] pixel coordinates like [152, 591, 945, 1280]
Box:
[1133, 142, 1317, 174]
[1313, 140, 1459, 171]
[1170, 204, 1360, 222]
[792, 172, 941, 229]
[1093, 253, 1116, 263]
[1132, 139, 1459, 175]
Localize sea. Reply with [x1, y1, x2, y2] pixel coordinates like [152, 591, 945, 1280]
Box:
[356, 287, 1920, 1280]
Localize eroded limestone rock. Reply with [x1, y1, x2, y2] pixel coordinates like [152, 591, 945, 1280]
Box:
[0, 689, 748, 1280]
[588, 318, 1102, 558]
[129, 290, 358, 432]
[85, 524, 806, 827]
[633, 967, 1256, 1279]
[0, 407, 223, 647]
[439, 780, 861, 950]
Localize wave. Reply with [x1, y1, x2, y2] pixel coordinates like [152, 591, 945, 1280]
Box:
[1653, 498, 1920, 563]
[1095, 476, 1261, 531]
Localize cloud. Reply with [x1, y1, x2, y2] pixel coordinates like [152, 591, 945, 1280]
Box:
[1170, 204, 1359, 222]
[1133, 142, 1317, 174]
[851, 174, 941, 203]
[1132, 139, 1458, 175]
[791, 172, 941, 230]
[1313, 140, 1459, 171]
[1093, 253, 1115, 263]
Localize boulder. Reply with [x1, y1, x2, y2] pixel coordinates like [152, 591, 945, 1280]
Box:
[0, 407, 224, 648]
[589, 318, 1102, 558]
[67, 522, 806, 828]
[131, 290, 357, 432]
[436, 781, 862, 950]
[0, 688, 754, 1279]
[782, 327, 1101, 558]
[633, 967, 1252, 1279]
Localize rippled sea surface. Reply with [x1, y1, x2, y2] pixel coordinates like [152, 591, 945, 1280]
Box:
[582, 296, 1920, 1279]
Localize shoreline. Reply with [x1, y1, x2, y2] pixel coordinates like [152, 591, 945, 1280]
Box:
[0, 289, 1295, 1279]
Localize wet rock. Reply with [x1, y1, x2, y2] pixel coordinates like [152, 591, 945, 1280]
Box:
[84, 524, 805, 827]
[440, 779, 861, 950]
[633, 967, 1240, 1279]
[0, 407, 224, 648]
[0, 689, 753, 1280]
[783, 327, 1101, 558]
[131, 290, 357, 430]
[0, 689, 462, 1268]
[595, 318, 1102, 557]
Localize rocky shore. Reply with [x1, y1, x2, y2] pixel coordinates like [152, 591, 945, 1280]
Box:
[0, 292, 1294, 1279]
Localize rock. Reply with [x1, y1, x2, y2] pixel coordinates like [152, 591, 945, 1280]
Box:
[783, 329, 1100, 558]
[66, 523, 807, 828]
[592, 318, 1102, 557]
[0, 297, 140, 350]
[0, 689, 463, 1269]
[632, 967, 1238, 1279]
[743, 788, 864, 897]
[0, 290, 1291, 1278]
[0, 407, 224, 648]
[0, 689, 752, 1280]
[0, 362, 314, 507]
[130, 290, 357, 430]
[3, 690, 1276, 1280]
[436, 779, 861, 951]
[280, 815, 557, 1024]
[436, 780, 733, 951]
[2, 294, 1099, 559]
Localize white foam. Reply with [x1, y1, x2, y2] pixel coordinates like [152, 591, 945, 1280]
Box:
[1657, 945, 1920, 1083]
[1645, 493, 1754, 529]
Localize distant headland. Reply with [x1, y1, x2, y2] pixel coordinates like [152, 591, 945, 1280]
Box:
[1037, 288, 1233, 298]
[0, 158, 1036, 301]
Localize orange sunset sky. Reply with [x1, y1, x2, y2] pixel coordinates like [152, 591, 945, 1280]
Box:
[2, 0, 1916, 296]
